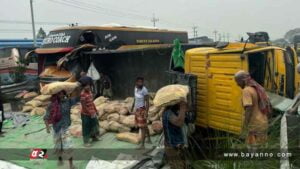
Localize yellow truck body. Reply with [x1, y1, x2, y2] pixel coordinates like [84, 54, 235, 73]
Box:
[185, 42, 300, 134]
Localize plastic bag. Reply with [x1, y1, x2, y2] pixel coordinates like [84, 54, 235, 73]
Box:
[87, 63, 100, 80]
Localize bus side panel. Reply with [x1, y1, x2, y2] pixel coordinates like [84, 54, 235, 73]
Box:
[207, 53, 244, 134]
[185, 52, 208, 127]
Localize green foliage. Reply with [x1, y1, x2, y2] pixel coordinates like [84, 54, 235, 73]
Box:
[188, 115, 282, 169]
[9, 60, 27, 83]
[37, 27, 47, 39]
[284, 28, 300, 42]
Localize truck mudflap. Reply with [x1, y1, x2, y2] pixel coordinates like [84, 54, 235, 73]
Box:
[166, 70, 197, 121]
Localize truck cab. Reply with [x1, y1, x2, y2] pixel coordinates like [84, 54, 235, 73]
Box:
[184, 38, 299, 134]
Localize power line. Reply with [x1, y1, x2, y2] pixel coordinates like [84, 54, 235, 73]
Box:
[84, 0, 143, 15]
[151, 14, 159, 27]
[83, 0, 195, 28]
[213, 30, 218, 41]
[227, 33, 230, 42]
[49, 0, 149, 23]
[49, 0, 191, 30]
[66, 0, 151, 20]
[192, 26, 198, 38]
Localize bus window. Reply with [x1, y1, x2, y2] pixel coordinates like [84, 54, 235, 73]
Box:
[0, 48, 12, 58]
[285, 47, 296, 98]
[79, 31, 97, 45]
[248, 52, 267, 86]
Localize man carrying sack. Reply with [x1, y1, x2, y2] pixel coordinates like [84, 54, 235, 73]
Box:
[153, 84, 190, 169]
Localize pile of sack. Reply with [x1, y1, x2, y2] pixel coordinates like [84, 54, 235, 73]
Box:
[69, 84, 189, 144]
[115, 85, 189, 144]
[20, 82, 80, 116]
[15, 91, 38, 100]
[21, 94, 51, 116]
[40, 83, 187, 145]
[69, 95, 164, 144]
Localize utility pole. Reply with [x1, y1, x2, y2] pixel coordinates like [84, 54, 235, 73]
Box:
[222, 33, 226, 42]
[192, 26, 198, 38]
[213, 30, 218, 42]
[151, 13, 159, 27]
[30, 0, 36, 47]
[227, 33, 230, 42]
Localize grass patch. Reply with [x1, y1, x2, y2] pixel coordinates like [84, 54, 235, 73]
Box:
[187, 114, 283, 169]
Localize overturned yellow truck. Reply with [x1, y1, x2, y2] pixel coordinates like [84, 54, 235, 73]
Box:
[185, 40, 300, 134]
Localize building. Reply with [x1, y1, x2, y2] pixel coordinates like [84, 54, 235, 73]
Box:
[0, 39, 43, 47]
[189, 36, 214, 44]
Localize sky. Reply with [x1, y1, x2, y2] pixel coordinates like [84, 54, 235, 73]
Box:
[0, 0, 300, 41]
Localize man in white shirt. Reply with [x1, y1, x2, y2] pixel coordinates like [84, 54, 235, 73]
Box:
[133, 77, 151, 149]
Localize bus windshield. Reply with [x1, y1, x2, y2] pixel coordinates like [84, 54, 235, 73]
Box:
[0, 48, 12, 58]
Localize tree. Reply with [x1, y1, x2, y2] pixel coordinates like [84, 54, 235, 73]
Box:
[36, 27, 46, 39]
[284, 28, 300, 43]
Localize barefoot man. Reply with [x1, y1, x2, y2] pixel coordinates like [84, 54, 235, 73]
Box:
[133, 77, 151, 149]
[234, 70, 271, 150]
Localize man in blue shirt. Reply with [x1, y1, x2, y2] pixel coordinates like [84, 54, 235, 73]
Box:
[163, 101, 188, 169]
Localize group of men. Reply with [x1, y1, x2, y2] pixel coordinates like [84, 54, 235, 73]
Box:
[1, 67, 300, 169]
[78, 73, 191, 168]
